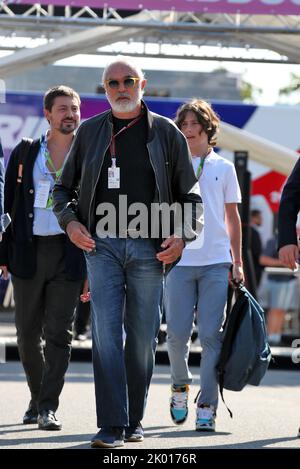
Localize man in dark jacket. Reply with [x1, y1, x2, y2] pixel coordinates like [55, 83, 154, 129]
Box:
[278, 159, 300, 270]
[53, 56, 203, 448]
[0, 86, 85, 430]
[0, 137, 4, 235]
[278, 158, 300, 438]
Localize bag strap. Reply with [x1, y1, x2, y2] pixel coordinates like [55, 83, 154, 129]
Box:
[217, 284, 246, 419]
[219, 374, 233, 419]
[11, 138, 33, 234]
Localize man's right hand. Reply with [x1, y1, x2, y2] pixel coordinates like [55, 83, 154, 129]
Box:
[278, 244, 299, 270]
[0, 265, 9, 280]
[66, 221, 96, 252]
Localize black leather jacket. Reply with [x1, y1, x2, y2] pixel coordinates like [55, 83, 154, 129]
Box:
[53, 102, 203, 246]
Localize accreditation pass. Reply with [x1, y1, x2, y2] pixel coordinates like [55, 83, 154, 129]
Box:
[34, 179, 51, 208]
[108, 158, 120, 189]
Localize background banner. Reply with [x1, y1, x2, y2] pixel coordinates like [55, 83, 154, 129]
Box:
[10, 1, 300, 16]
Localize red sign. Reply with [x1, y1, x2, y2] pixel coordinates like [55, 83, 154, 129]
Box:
[252, 171, 287, 213]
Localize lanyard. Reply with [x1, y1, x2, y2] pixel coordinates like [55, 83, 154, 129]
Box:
[195, 156, 206, 179]
[45, 152, 63, 181]
[109, 113, 143, 161]
[40, 134, 63, 181]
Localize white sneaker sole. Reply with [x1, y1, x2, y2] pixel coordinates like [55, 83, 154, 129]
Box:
[91, 439, 125, 448]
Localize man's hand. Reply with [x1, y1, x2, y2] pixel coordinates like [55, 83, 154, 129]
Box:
[0, 265, 9, 280]
[80, 278, 90, 303]
[279, 244, 299, 270]
[156, 235, 185, 265]
[230, 264, 244, 286]
[66, 221, 96, 252]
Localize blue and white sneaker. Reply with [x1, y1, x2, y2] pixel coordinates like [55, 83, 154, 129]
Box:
[195, 404, 216, 432]
[170, 384, 189, 425]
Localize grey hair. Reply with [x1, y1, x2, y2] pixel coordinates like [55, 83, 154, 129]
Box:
[102, 55, 145, 84]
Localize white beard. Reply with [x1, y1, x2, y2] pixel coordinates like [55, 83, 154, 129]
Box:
[107, 88, 143, 114]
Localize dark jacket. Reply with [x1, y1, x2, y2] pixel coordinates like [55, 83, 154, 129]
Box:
[0, 138, 86, 280]
[278, 158, 300, 250]
[53, 103, 203, 248]
[0, 137, 4, 222]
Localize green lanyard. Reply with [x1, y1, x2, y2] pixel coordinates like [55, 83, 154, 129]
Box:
[44, 150, 63, 209]
[195, 156, 205, 179]
[45, 152, 63, 181]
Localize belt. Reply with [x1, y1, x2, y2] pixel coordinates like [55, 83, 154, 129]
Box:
[34, 234, 65, 241]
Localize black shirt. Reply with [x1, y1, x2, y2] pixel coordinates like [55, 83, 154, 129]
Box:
[94, 113, 155, 236]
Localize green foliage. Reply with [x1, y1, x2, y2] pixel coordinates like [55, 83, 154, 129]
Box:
[279, 73, 300, 96]
[240, 80, 262, 103]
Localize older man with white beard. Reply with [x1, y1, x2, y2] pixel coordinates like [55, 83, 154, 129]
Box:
[53, 56, 203, 448]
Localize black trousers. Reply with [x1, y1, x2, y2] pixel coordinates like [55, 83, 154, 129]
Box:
[12, 235, 81, 413]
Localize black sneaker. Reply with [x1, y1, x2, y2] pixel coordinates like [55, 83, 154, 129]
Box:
[91, 427, 125, 448]
[23, 401, 38, 425]
[125, 422, 144, 442]
[37, 410, 62, 430]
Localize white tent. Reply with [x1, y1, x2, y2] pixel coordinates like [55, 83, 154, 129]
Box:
[219, 121, 299, 176]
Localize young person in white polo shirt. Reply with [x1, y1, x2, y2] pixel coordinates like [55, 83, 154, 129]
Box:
[165, 99, 244, 432]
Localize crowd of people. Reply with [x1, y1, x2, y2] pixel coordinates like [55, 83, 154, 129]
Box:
[0, 55, 299, 447]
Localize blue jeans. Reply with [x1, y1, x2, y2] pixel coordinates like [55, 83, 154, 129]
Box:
[165, 263, 230, 409]
[85, 237, 163, 427]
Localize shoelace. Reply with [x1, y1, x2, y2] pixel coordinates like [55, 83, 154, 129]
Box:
[171, 391, 188, 409]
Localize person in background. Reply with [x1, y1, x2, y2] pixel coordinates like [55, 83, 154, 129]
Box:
[53, 56, 203, 448]
[260, 232, 299, 346]
[0, 86, 85, 430]
[277, 158, 300, 437]
[165, 99, 244, 433]
[0, 137, 5, 238]
[250, 209, 263, 289]
[278, 159, 300, 271]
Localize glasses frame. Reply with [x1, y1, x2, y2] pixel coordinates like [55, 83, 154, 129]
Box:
[105, 77, 140, 90]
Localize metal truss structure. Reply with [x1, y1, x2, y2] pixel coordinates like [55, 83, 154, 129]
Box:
[1, 2, 300, 77]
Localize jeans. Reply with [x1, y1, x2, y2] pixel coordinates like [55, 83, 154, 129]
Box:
[85, 237, 163, 427]
[165, 263, 230, 409]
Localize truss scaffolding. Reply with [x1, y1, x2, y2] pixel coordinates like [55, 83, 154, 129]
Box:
[1, 2, 300, 77]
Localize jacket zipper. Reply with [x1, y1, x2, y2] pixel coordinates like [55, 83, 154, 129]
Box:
[88, 130, 112, 233]
[147, 142, 161, 204]
[147, 142, 167, 275]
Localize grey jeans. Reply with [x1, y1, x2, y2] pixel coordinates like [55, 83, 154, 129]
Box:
[165, 263, 230, 409]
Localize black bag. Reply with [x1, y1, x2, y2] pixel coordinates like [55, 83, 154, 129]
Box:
[216, 284, 272, 417]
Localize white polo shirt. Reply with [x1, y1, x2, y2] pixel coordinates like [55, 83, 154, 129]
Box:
[179, 149, 241, 267]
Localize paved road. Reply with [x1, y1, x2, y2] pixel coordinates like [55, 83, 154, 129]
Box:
[0, 362, 299, 450]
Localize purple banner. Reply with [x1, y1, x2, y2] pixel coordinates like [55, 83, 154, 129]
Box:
[9, 1, 300, 15]
[0, 92, 255, 161]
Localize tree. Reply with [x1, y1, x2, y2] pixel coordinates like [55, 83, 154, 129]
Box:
[279, 73, 300, 97]
[239, 80, 262, 103]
